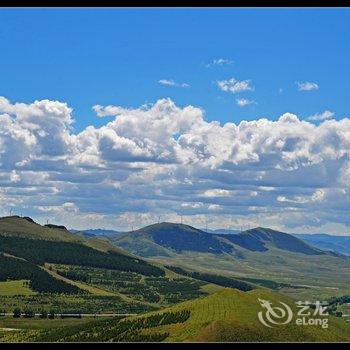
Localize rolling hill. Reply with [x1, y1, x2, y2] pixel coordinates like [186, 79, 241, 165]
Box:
[0, 216, 82, 242]
[1, 216, 349, 343]
[108, 222, 326, 257]
[70, 228, 121, 239]
[0, 216, 167, 300]
[107, 222, 350, 301]
[0, 216, 250, 315]
[218, 227, 324, 255]
[15, 288, 350, 342]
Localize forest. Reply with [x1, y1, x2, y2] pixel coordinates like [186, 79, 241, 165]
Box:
[0, 236, 164, 276]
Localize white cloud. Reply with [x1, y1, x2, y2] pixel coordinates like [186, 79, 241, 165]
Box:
[217, 78, 254, 94]
[205, 58, 233, 67]
[236, 98, 256, 107]
[208, 204, 221, 210]
[297, 81, 319, 91]
[2, 95, 350, 233]
[202, 189, 232, 197]
[181, 202, 203, 209]
[158, 79, 190, 88]
[307, 110, 335, 121]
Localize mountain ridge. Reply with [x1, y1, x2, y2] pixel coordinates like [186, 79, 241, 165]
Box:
[109, 222, 327, 256]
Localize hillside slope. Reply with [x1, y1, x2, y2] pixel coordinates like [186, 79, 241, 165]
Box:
[108, 223, 350, 300]
[18, 288, 350, 342]
[219, 227, 323, 255]
[110, 223, 324, 256]
[0, 216, 81, 242]
[115, 222, 233, 255]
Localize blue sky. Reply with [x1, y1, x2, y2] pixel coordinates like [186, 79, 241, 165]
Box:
[1, 8, 350, 234]
[1, 8, 350, 131]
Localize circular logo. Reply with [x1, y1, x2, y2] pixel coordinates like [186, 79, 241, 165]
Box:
[258, 298, 293, 328]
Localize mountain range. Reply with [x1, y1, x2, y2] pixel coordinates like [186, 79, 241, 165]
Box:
[107, 222, 329, 257]
[1, 216, 350, 342]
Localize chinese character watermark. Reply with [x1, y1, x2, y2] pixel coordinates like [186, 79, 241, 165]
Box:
[258, 298, 329, 329]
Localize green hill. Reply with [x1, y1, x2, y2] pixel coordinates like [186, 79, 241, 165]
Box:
[112, 222, 233, 255]
[0, 216, 166, 298]
[0, 216, 81, 242]
[219, 227, 323, 255]
[0, 216, 229, 315]
[109, 223, 324, 256]
[108, 223, 350, 301]
[15, 288, 350, 342]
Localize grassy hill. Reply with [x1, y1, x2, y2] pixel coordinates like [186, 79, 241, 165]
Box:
[1, 216, 349, 342]
[9, 288, 350, 342]
[0, 216, 81, 242]
[113, 222, 233, 255]
[107, 223, 350, 301]
[109, 223, 325, 256]
[0, 216, 235, 315]
[219, 227, 323, 255]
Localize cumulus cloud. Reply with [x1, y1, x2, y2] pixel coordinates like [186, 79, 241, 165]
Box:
[158, 79, 190, 88]
[217, 78, 254, 94]
[297, 81, 319, 91]
[2, 96, 350, 233]
[307, 110, 335, 121]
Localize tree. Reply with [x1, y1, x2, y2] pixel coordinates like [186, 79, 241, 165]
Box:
[48, 310, 55, 319]
[40, 310, 48, 319]
[13, 308, 21, 318]
[23, 309, 35, 318]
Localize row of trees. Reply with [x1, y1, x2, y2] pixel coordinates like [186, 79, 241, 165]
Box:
[11, 308, 55, 318]
[11, 308, 83, 319]
[165, 265, 254, 291]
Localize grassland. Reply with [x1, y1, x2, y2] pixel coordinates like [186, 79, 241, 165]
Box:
[154, 247, 350, 300]
[0, 280, 35, 296]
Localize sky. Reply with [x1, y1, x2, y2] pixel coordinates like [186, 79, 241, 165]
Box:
[1, 8, 350, 234]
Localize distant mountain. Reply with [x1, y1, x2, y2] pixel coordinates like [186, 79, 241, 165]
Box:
[219, 227, 323, 255]
[109, 222, 325, 257]
[111, 222, 233, 256]
[70, 228, 121, 238]
[294, 233, 350, 256]
[204, 228, 241, 235]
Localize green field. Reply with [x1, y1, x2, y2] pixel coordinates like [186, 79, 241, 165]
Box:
[0, 280, 35, 296]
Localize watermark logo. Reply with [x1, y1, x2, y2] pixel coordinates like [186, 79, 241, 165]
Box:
[258, 298, 329, 329]
[258, 298, 293, 328]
